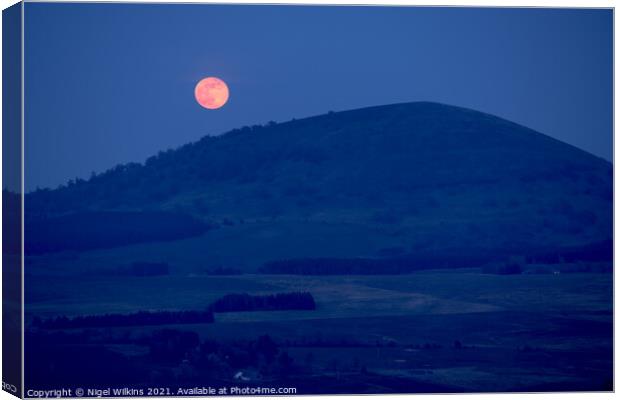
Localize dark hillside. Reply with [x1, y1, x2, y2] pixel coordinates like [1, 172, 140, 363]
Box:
[25, 211, 208, 254]
[24, 102, 612, 266]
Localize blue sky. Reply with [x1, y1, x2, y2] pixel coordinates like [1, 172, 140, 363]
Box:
[24, 4, 613, 190]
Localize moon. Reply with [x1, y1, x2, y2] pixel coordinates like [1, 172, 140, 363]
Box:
[194, 77, 229, 109]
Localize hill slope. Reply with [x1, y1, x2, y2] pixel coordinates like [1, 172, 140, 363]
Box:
[25, 102, 612, 269]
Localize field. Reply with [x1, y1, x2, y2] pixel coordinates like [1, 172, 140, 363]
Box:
[25, 270, 612, 393]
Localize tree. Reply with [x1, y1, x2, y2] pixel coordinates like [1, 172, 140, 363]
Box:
[277, 352, 293, 375]
[255, 335, 278, 364]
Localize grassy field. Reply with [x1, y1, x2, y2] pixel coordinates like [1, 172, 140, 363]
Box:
[25, 271, 612, 392]
[26, 272, 611, 317]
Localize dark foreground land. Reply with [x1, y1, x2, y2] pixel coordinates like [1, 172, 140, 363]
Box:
[25, 271, 612, 394]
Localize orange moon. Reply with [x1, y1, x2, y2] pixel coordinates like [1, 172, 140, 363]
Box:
[194, 77, 229, 109]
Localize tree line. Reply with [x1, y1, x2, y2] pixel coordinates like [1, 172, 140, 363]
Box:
[260, 239, 613, 276]
[34, 292, 316, 329]
[258, 256, 494, 275]
[209, 292, 316, 312]
[33, 309, 215, 329]
[525, 239, 612, 264]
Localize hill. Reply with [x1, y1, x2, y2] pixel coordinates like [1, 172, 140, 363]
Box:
[24, 102, 612, 270]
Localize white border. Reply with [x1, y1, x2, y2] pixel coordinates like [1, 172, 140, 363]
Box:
[14, 0, 618, 6]
[0, 1, 616, 400]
